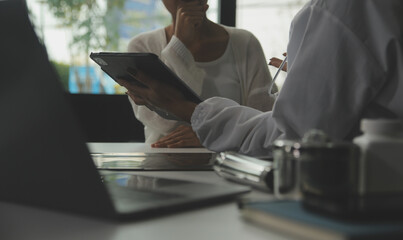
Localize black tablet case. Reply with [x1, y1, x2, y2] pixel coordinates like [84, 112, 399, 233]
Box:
[90, 52, 202, 120]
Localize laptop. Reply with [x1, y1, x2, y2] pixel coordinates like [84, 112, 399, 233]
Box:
[0, 0, 249, 220]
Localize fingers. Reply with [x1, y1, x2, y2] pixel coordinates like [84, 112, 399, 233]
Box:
[126, 91, 147, 106]
[152, 126, 189, 147]
[177, 3, 206, 18]
[157, 139, 201, 148]
[121, 69, 192, 121]
[269, 57, 283, 68]
[157, 126, 187, 142]
[116, 71, 154, 106]
[127, 69, 153, 88]
[177, 11, 205, 28]
[178, 0, 207, 11]
[151, 125, 202, 148]
[269, 57, 288, 72]
[152, 137, 202, 148]
[174, 1, 208, 47]
[124, 70, 158, 95]
[177, 1, 207, 26]
[115, 78, 130, 89]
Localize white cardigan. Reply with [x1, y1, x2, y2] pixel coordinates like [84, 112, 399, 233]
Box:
[127, 26, 275, 143]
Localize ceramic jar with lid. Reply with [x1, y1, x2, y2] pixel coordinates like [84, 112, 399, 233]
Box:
[353, 118, 403, 194]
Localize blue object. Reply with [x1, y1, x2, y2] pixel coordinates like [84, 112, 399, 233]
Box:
[240, 200, 403, 239]
[69, 66, 117, 94]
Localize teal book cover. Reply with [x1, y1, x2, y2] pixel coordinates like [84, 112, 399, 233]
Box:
[239, 200, 403, 240]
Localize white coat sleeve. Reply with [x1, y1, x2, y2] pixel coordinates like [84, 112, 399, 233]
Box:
[272, 6, 385, 140]
[191, 6, 386, 156]
[191, 97, 282, 157]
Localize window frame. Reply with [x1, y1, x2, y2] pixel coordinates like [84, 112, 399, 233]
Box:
[219, 0, 237, 26]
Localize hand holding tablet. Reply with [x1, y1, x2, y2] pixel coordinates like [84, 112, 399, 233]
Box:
[90, 52, 201, 121]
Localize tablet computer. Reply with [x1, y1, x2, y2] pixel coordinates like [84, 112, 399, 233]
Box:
[90, 52, 202, 120]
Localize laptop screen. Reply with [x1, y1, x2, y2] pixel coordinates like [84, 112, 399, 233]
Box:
[0, 0, 116, 218]
[0, 0, 249, 220]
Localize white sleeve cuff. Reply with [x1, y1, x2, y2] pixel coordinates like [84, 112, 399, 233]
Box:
[163, 36, 195, 65]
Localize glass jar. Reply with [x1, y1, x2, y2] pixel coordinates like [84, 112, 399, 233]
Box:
[273, 130, 359, 201]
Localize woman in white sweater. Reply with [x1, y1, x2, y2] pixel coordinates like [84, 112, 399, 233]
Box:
[126, 0, 275, 147]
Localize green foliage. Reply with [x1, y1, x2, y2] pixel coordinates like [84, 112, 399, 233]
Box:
[43, 0, 171, 54]
[45, 0, 98, 25]
[45, 0, 105, 55]
[50, 60, 70, 90]
[41, 0, 170, 93]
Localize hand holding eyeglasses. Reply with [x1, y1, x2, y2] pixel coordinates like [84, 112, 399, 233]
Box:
[269, 52, 288, 72]
[268, 53, 287, 96]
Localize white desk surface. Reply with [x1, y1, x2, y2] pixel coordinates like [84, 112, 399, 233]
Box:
[0, 143, 289, 240]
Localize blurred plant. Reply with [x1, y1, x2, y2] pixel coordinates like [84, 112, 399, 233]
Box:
[42, 0, 170, 93]
[44, 0, 125, 92]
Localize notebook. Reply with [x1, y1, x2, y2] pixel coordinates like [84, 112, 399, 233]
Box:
[239, 200, 403, 240]
[88, 142, 215, 171]
[0, 0, 249, 220]
[91, 152, 215, 171]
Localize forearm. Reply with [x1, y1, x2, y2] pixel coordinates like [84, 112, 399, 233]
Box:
[169, 100, 197, 123]
[191, 97, 282, 157]
[127, 97, 182, 140]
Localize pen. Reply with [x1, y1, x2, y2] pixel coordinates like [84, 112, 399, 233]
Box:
[268, 55, 287, 96]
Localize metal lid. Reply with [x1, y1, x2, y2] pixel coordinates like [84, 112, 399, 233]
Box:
[273, 129, 355, 151]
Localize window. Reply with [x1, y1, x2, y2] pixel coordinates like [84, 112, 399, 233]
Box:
[236, 0, 310, 88]
[27, 0, 219, 94]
